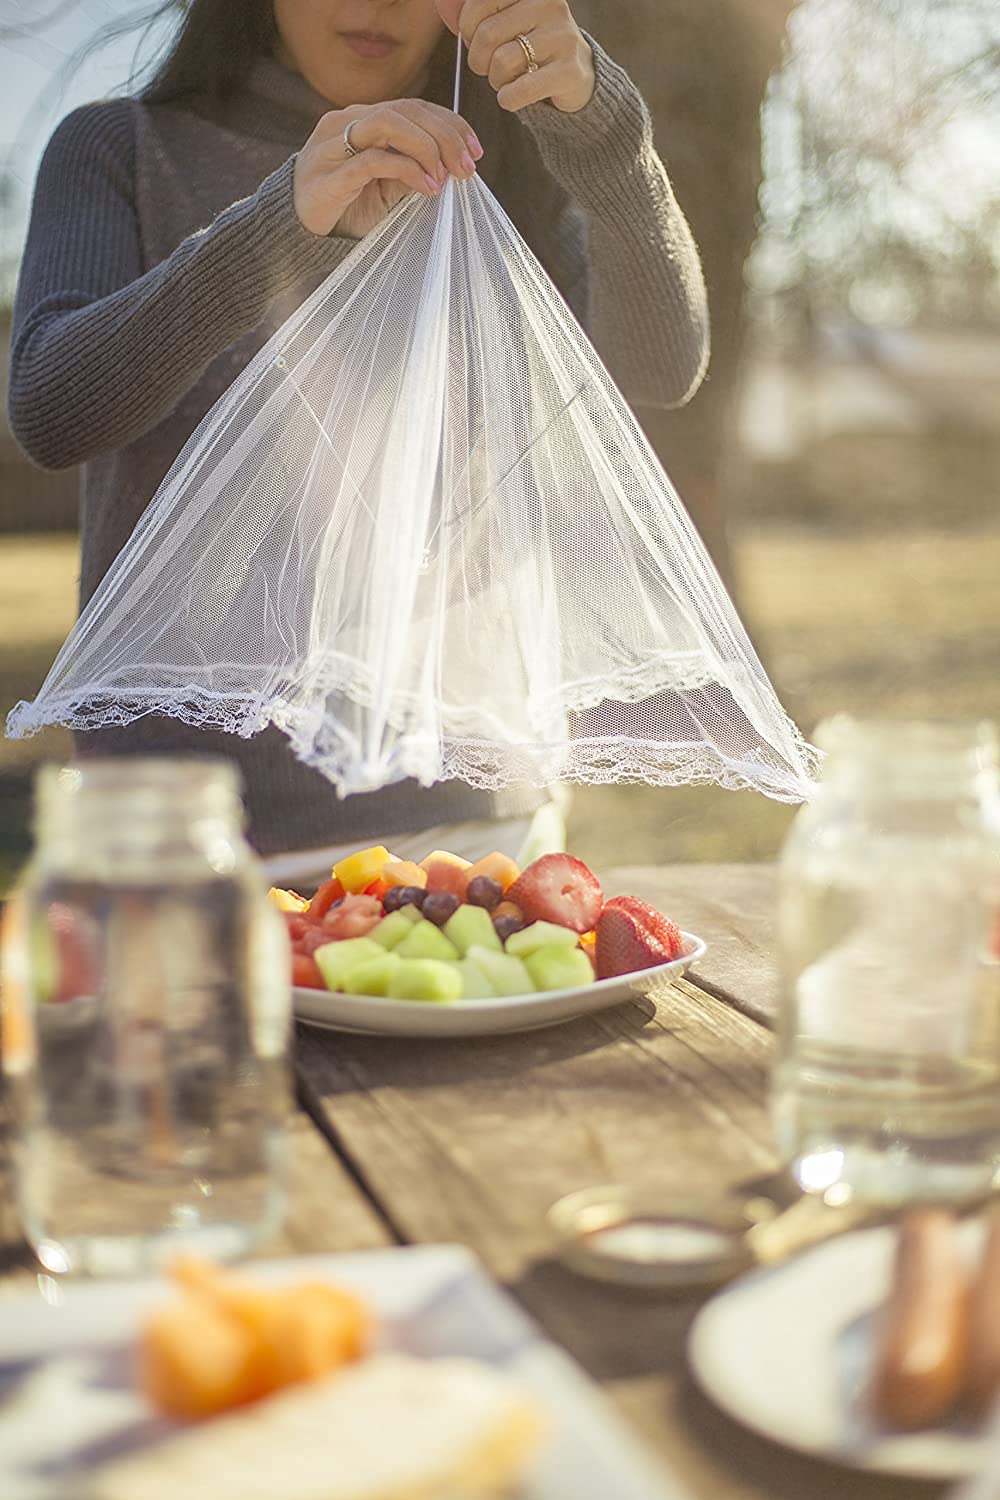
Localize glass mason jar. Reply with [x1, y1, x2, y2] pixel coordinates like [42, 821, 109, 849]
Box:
[0, 758, 292, 1275]
[773, 718, 1000, 1205]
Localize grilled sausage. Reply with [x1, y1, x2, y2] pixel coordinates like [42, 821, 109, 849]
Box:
[967, 1209, 1000, 1415]
[871, 1208, 970, 1429]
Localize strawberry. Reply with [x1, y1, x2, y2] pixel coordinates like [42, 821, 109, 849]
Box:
[594, 908, 671, 980]
[506, 854, 603, 935]
[292, 952, 325, 990]
[309, 877, 346, 921]
[321, 893, 383, 940]
[604, 897, 683, 959]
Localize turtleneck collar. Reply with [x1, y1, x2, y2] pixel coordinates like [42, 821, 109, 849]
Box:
[194, 56, 329, 146]
[185, 42, 506, 191]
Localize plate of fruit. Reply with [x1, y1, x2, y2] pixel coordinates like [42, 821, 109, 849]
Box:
[271, 845, 706, 1038]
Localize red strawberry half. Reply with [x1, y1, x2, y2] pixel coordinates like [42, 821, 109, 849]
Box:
[506, 854, 603, 935]
[604, 897, 683, 960]
[595, 896, 684, 980]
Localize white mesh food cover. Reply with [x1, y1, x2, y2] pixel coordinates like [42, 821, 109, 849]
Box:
[6, 174, 817, 803]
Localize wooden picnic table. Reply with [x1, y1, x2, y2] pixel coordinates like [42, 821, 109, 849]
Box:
[0, 864, 957, 1500]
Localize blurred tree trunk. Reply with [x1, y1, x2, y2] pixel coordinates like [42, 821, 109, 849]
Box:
[576, 0, 796, 586]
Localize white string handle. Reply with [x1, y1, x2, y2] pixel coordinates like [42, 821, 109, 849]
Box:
[453, 34, 463, 113]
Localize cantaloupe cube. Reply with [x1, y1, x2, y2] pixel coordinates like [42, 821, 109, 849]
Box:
[465, 852, 520, 892]
[419, 850, 472, 872]
[143, 1260, 372, 1419]
[267, 1284, 371, 1385]
[139, 1299, 260, 1419]
[381, 859, 427, 890]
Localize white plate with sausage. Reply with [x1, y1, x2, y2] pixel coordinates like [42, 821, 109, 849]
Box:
[688, 1217, 995, 1480]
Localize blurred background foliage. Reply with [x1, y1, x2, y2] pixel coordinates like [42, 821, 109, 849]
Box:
[1, 0, 999, 888]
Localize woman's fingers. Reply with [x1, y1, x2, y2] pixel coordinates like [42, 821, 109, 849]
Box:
[349, 109, 449, 185]
[453, 0, 595, 113]
[295, 145, 439, 236]
[399, 101, 483, 178]
[463, 0, 546, 79]
[293, 99, 484, 237]
[487, 25, 556, 92]
[347, 148, 442, 201]
[313, 102, 480, 180]
[434, 0, 466, 35]
[497, 56, 573, 113]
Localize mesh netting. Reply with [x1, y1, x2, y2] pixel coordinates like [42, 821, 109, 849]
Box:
[7, 170, 817, 803]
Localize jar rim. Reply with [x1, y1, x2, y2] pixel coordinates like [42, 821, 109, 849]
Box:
[37, 756, 243, 796]
[815, 715, 999, 767]
[32, 757, 248, 856]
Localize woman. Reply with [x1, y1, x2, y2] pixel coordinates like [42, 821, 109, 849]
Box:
[9, 0, 708, 884]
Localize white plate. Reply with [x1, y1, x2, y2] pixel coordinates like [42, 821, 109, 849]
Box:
[293, 933, 706, 1037]
[688, 1221, 992, 1481]
[0, 1246, 691, 1500]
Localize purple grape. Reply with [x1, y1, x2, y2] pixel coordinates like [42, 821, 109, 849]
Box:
[422, 891, 461, 927]
[383, 885, 427, 914]
[465, 875, 503, 911]
[493, 914, 525, 943]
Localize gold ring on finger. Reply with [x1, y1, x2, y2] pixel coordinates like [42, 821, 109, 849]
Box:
[516, 33, 540, 74]
[343, 119, 361, 158]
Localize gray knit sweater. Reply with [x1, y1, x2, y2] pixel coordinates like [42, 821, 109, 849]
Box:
[8, 39, 708, 856]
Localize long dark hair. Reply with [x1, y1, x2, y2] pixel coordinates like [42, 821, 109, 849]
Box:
[92, 0, 455, 108]
[141, 0, 278, 103]
[64, 0, 279, 106]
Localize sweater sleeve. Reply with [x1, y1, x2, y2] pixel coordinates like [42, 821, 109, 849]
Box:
[8, 101, 355, 471]
[520, 39, 710, 410]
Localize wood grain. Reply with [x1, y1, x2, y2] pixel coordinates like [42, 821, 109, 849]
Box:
[296, 979, 777, 1281]
[294, 977, 947, 1498]
[601, 863, 780, 1024]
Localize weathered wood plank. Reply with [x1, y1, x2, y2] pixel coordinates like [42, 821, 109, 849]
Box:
[296, 979, 777, 1282]
[601, 863, 780, 1024]
[295, 979, 947, 1500]
[261, 1105, 392, 1258]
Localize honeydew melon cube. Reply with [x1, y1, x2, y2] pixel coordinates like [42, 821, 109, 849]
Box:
[505, 921, 580, 958]
[314, 937, 383, 992]
[524, 944, 595, 993]
[466, 946, 535, 998]
[387, 959, 463, 1003]
[342, 951, 403, 996]
[450, 957, 497, 1000]
[443, 905, 502, 956]
[395, 920, 460, 963]
[371, 911, 421, 950]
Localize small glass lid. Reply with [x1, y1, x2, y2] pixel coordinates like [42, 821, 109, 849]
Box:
[547, 1186, 777, 1290]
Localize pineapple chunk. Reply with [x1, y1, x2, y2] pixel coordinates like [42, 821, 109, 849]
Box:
[267, 887, 309, 913]
[333, 846, 393, 894]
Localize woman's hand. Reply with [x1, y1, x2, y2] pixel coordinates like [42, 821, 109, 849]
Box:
[436, 0, 595, 114]
[293, 100, 484, 240]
